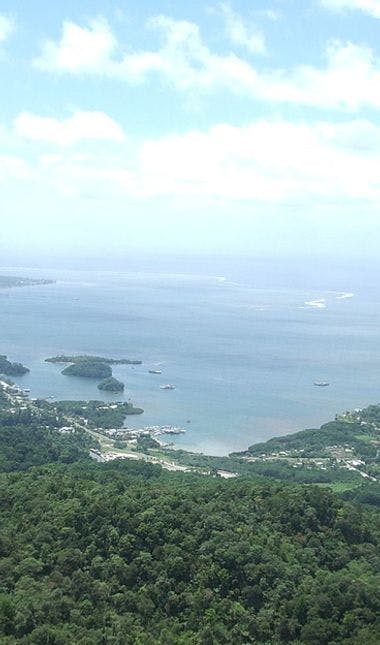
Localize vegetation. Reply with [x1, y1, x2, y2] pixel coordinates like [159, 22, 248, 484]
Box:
[234, 417, 379, 459]
[342, 481, 380, 508]
[158, 449, 257, 476]
[98, 377, 125, 392]
[0, 458, 379, 643]
[136, 435, 161, 451]
[238, 459, 363, 485]
[147, 448, 365, 488]
[49, 354, 141, 382]
[0, 382, 379, 642]
[62, 361, 112, 379]
[0, 424, 96, 472]
[52, 400, 144, 427]
[224, 407, 380, 488]
[46, 354, 142, 365]
[0, 355, 29, 376]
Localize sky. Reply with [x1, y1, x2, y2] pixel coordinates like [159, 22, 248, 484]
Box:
[1, 0, 380, 261]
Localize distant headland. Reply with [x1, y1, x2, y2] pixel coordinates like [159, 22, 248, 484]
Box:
[0, 276, 54, 289]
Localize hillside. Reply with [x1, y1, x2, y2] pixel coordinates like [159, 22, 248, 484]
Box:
[0, 383, 379, 643]
[230, 405, 380, 488]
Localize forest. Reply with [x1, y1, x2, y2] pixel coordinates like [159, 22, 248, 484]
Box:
[62, 361, 113, 379]
[0, 410, 379, 643]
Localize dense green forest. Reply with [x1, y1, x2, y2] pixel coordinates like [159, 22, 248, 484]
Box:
[0, 392, 379, 643]
[0, 458, 379, 644]
[62, 361, 113, 379]
[0, 380, 379, 643]
[0, 424, 95, 472]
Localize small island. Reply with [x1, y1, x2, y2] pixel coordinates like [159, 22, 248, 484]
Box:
[62, 361, 112, 379]
[98, 377, 125, 392]
[48, 354, 142, 381]
[0, 355, 29, 376]
[46, 354, 142, 365]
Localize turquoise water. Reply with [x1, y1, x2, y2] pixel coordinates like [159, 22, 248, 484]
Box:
[1, 258, 380, 455]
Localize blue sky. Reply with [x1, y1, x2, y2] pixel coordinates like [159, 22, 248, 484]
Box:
[1, 0, 380, 260]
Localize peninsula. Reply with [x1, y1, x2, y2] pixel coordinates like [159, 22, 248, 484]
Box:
[0, 276, 54, 288]
[0, 355, 29, 376]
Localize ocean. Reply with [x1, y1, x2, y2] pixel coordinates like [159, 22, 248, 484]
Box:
[1, 255, 380, 455]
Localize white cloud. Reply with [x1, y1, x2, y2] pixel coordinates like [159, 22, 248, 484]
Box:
[219, 3, 266, 54]
[320, 0, 380, 19]
[135, 119, 380, 202]
[23, 118, 380, 205]
[14, 111, 126, 146]
[35, 18, 117, 72]
[0, 14, 14, 42]
[259, 41, 380, 110]
[34, 15, 380, 112]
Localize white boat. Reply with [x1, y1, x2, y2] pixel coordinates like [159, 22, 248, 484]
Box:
[160, 384, 175, 390]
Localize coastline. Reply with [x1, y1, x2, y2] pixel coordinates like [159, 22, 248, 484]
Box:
[2, 265, 380, 456]
[1, 378, 378, 487]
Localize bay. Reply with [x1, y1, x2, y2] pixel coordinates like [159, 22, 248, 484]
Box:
[1, 256, 380, 455]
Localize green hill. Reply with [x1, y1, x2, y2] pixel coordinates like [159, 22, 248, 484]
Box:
[98, 376, 125, 392]
[62, 361, 112, 379]
[0, 390, 378, 643]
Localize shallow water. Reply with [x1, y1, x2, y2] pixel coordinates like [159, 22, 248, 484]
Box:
[1, 257, 380, 455]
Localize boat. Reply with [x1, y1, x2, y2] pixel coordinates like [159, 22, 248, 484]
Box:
[149, 369, 162, 374]
[23, 388, 30, 393]
[161, 426, 185, 435]
[160, 384, 175, 390]
[314, 381, 330, 387]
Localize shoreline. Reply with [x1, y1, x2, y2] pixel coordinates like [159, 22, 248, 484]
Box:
[1, 379, 378, 485]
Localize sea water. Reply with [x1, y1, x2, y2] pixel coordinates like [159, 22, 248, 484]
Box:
[1, 256, 380, 455]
